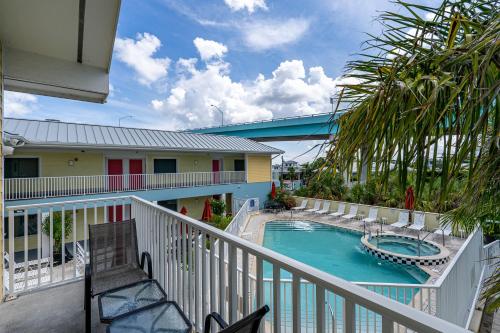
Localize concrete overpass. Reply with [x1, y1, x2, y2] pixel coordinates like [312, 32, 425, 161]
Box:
[188, 112, 341, 142]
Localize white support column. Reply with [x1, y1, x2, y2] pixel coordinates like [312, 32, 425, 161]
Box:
[0, 40, 4, 302]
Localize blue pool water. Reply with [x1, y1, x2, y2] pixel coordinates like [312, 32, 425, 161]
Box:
[262, 221, 428, 283]
[368, 235, 440, 256]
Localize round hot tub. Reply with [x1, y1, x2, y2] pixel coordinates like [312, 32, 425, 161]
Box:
[361, 234, 449, 266]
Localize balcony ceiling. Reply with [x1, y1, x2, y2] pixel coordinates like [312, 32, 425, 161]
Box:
[0, 0, 121, 103]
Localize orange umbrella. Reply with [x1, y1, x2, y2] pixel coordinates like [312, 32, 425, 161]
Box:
[271, 182, 276, 200]
[180, 206, 188, 215]
[201, 199, 212, 221]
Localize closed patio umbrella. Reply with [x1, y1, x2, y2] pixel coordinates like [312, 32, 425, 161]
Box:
[271, 182, 277, 200]
[201, 198, 212, 221]
[180, 206, 188, 215]
[405, 186, 415, 210]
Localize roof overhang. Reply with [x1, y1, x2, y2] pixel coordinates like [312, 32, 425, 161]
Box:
[0, 0, 121, 103]
[15, 143, 283, 155]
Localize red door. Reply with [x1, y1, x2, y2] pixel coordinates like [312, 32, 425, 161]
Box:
[212, 160, 220, 184]
[108, 159, 123, 191]
[129, 159, 143, 190]
[108, 204, 131, 222]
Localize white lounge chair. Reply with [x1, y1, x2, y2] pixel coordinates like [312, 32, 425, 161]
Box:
[304, 200, 321, 213]
[329, 203, 346, 217]
[408, 212, 426, 231]
[434, 225, 452, 236]
[315, 201, 331, 214]
[341, 205, 358, 220]
[392, 210, 409, 228]
[434, 217, 452, 236]
[363, 207, 379, 223]
[291, 199, 308, 211]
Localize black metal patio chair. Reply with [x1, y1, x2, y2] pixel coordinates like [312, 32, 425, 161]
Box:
[203, 305, 269, 333]
[85, 219, 152, 333]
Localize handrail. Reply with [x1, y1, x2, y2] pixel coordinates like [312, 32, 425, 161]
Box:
[130, 195, 467, 332]
[3, 195, 473, 332]
[4, 171, 246, 200]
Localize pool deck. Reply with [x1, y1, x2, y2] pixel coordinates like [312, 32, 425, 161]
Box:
[242, 210, 466, 284]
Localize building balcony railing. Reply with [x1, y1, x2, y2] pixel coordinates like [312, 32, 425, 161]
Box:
[3, 196, 481, 332]
[4, 171, 246, 200]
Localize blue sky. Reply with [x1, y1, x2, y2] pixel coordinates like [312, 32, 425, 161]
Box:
[5, 0, 439, 162]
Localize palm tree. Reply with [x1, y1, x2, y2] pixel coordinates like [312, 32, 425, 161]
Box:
[327, 0, 498, 231]
[325, 0, 499, 310]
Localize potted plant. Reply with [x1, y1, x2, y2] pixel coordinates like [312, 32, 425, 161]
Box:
[42, 211, 73, 265]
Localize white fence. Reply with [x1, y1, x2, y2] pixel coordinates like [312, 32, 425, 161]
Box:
[131, 196, 466, 332]
[4, 171, 246, 200]
[226, 198, 259, 236]
[434, 229, 484, 327]
[3, 196, 132, 294]
[3, 196, 476, 332]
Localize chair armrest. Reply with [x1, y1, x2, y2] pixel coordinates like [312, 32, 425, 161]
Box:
[140, 252, 153, 279]
[203, 312, 229, 333]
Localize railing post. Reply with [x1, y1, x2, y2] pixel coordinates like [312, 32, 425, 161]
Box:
[344, 298, 355, 333]
[292, 275, 301, 333]
[273, 264, 281, 333]
[8, 209, 15, 295]
[316, 286, 325, 333]
[382, 317, 395, 333]
[228, 244, 238, 324]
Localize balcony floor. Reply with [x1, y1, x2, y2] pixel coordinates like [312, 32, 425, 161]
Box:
[0, 280, 105, 333]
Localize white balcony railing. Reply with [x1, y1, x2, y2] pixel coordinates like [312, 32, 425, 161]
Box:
[3, 196, 482, 332]
[4, 171, 246, 200]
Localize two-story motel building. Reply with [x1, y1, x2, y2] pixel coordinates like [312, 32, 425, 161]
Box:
[3, 117, 281, 261]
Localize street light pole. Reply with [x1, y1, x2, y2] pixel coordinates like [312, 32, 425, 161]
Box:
[210, 104, 224, 126]
[118, 115, 133, 127]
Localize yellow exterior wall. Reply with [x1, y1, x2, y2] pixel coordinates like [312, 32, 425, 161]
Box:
[247, 155, 271, 183]
[146, 153, 212, 173]
[178, 196, 212, 220]
[8, 150, 254, 178]
[223, 155, 245, 172]
[11, 150, 104, 176]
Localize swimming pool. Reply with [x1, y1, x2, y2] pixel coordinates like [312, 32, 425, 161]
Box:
[262, 220, 428, 283]
[260, 221, 429, 332]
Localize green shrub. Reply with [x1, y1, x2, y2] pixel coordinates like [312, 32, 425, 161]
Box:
[210, 199, 226, 215]
[210, 214, 233, 230]
[294, 187, 309, 197]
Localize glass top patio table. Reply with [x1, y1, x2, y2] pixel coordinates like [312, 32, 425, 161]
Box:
[98, 279, 167, 323]
[106, 301, 192, 333]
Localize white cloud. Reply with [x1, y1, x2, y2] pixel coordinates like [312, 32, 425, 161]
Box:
[243, 18, 310, 51]
[193, 38, 228, 61]
[114, 33, 171, 86]
[150, 54, 344, 130]
[4, 92, 38, 117]
[224, 0, 267, 13]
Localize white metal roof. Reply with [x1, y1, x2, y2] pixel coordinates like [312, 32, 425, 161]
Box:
[0, 0, 121, 103]
[4, 118, 283, 154]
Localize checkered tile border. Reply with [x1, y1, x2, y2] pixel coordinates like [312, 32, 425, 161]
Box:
[362, 243, 449, 266]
